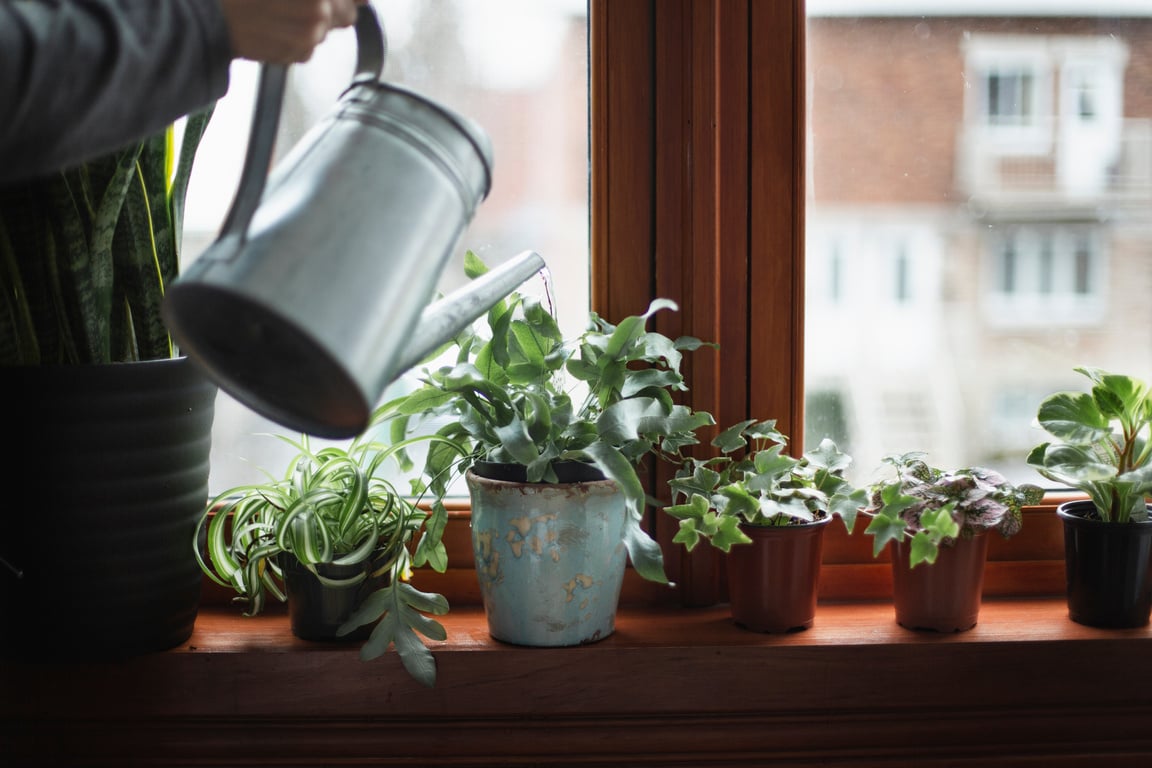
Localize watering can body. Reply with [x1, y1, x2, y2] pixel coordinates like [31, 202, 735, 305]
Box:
[163, 6, 544, 438]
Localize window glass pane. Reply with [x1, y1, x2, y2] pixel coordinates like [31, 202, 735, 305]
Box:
[804, 1, 1152, 487]
[182, 0, 589, 493]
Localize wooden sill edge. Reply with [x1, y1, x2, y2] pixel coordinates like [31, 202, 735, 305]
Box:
[182, 596, 1151, 655]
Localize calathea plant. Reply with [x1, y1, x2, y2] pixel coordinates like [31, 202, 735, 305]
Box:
[0, 109, 213, 364]
[1028, 366, 1152, 523]
[383, 251, 716, 585]
[847, 453, 1044, 568]
[195, 406, 458, 687]
[664, 419, 865, 552]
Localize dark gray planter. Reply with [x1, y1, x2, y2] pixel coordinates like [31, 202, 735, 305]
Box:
[279, 554, 390, 642]
[1058, 499, 1152, 629]
[0, 357, 216, 657]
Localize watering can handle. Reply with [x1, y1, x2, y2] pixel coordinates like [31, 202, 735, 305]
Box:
[216, 4, 388, 243]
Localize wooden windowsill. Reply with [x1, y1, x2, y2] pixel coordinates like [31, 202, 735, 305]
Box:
[5, 598, 1152, 766]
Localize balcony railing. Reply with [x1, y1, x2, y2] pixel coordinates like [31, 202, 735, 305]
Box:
[956, 118, 1152, 207]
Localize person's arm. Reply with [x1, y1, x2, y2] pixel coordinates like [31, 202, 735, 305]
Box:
[0, 0, 362, 184]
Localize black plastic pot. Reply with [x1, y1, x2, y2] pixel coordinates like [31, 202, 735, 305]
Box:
[1058, 499, 1152, 629]
[279, 555, 390, 641]
[0, 357, 216, 658]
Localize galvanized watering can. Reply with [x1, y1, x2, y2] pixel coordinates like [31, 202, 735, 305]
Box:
[163, 5, 544, 438]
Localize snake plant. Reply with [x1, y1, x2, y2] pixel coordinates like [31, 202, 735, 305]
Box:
[0, 107, 213, 365]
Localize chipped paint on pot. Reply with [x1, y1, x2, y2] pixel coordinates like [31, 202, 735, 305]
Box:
[466, 468, 628, 646]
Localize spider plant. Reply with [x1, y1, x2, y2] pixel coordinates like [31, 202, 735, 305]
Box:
[195, 408, 461, 688]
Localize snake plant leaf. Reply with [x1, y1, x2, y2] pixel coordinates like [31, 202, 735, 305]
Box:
[87, 144, 146, 361]
[170, 106, 214, 259]
[43, 173, 101, 361]
[0, 213, 40, 364]
[116, 164, 170, 359]
[138, 130, 174, 283]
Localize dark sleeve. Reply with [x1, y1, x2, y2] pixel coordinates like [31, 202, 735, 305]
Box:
[0, 0, 234, 183]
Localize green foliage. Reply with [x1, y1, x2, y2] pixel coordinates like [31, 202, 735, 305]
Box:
[1028, 366, 1152, 523]
[855, 453, 1044, 568]
[194, 407, 458, 687]
[664, 419, 866, 553]
[0, 109, 213, 364]
[383, 251, 716, 584]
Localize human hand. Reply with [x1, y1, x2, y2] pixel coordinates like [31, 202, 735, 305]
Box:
[220, 0, 368, 65]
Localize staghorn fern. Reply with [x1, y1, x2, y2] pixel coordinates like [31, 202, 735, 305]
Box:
[0, 107, 213, 365]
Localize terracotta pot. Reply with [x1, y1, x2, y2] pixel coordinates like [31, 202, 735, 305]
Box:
[1058, 500, 1152, 629]
[891, 531, 988, 632]
[726, 517, 830, 633]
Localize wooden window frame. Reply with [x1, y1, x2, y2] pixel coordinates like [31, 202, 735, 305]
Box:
[8, 4, 1152, 765]
[415, 0, 1072, 609]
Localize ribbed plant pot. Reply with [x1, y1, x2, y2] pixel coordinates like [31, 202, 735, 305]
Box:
[1058, 500, 1152, 629]
[279, 554, 389, 641]
[891, 532, 988, 632]
[466, 467, 628, 647]
[0, 357, 216, 657]
[726, 517, 830, 633]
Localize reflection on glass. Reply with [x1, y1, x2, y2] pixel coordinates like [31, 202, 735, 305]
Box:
[183, 0, 589, 492]
[804, 1, 1152, 486]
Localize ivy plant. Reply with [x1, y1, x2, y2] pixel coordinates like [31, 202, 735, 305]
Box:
[383, 251, 716, 585]
[846, 453, 1044, 568]
[664, 419, 866, 552]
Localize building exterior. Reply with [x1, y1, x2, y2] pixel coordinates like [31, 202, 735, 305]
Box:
[805, 2, 1152, 484]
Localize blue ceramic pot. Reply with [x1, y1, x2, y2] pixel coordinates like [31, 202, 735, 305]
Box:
[466, 468, 628, 646]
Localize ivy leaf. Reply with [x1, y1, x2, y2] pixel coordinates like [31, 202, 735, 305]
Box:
[710, 514, 753, 552]
[907, 530, 939, 568]
[863, 506, 909, 557]
[713, 419, 758, 453]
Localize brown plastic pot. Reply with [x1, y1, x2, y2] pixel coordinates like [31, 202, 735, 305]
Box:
[891, 531, 988, 632]
[726, 517, 830, 633]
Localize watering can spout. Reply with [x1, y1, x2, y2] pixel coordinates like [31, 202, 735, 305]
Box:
[394, 250, 545, 375]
